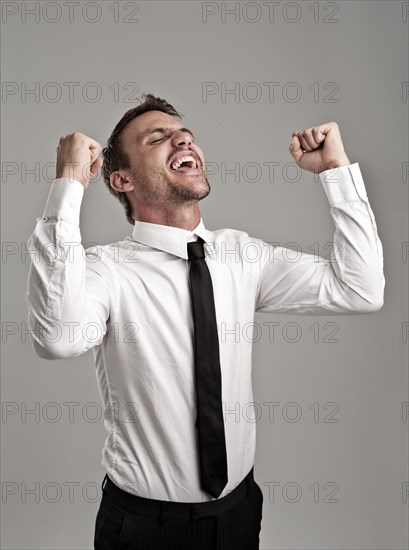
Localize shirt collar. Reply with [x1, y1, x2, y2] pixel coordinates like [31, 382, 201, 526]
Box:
[131, 217, 211, 260]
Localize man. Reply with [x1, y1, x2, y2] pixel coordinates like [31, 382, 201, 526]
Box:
[26, 94, 384, 550]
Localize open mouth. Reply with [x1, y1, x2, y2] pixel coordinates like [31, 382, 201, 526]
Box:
[169, 154, 201, 173]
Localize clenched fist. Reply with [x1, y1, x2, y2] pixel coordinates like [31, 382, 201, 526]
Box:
[56, 132, 103, 188]
[289, 121, 350, 173]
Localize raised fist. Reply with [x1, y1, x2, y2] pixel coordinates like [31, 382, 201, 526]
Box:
[56, 132, 103, 188]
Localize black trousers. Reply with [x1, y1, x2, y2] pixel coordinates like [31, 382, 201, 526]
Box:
[94, 467, 263, 550]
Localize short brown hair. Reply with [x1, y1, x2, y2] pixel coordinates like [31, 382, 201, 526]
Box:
[102, 94, 182, 225]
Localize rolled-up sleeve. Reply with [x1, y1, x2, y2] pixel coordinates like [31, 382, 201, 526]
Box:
[26, 179, 114, 359]
[255, 163, 385, 315]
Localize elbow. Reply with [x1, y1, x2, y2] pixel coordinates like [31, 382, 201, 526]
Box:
[367, 272, 385, 312]
[26, 310, 96, 360]
[353, 276, 385, 313]
[26, 317, 75, 360]
[372, 286, 384, 311]
[31, 338, 78, 360]
[338, 270, 385, 313]
[364, 294, 384, 313]
[348, 295, 383, 314]
[30, 332, 87, 360]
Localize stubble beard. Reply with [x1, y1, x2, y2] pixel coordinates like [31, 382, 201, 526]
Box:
[129, 165, 211, 207]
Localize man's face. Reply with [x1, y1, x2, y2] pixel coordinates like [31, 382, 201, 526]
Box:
[118, 110, 210, 206]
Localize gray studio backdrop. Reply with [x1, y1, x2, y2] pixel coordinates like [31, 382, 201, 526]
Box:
[1, 1, 408, 548]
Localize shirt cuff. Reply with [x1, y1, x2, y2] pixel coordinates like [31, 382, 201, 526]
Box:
[319, 163, 369, 206]
[42, 178, 84, 225]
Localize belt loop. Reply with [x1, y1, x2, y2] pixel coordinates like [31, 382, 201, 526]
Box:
[190, 504, 196, 522]
[101, 473, 108, 495]
[159, 502, 166, 525]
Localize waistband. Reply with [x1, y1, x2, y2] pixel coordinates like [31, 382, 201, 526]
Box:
[102, 467, 254, 521]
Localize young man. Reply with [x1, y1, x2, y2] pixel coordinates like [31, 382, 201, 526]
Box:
[26, 94, 384, 550]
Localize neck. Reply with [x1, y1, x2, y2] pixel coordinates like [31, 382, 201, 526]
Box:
[133, 203, 202, 231]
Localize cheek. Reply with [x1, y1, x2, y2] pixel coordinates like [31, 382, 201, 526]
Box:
[139, 156, 166, 175]
[151, 150, 170, 171]
[194, 146, 205, 166]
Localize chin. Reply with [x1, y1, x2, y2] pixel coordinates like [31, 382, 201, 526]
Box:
[197, 184, 211, 201]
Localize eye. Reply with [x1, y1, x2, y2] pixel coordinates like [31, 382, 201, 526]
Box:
[151, 138, 163, 144]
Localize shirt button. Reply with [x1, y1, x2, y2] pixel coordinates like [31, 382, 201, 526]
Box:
[70, 201, 77, 208]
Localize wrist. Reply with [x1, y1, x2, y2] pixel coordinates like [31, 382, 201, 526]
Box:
[324, 155, 351, 170]
[56, 169, 88, 188]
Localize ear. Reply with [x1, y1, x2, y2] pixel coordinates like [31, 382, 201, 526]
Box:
[110, 170, 135, 193]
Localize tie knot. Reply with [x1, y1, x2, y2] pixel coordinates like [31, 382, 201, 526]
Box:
[187, 237, 205, 262]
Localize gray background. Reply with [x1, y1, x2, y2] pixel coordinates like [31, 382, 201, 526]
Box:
[1, 1, 408, 548]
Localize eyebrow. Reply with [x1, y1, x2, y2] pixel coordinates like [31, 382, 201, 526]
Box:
[140, 127, 195, 141]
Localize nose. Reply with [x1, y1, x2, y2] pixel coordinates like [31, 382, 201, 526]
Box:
[171, 129, 193, 148]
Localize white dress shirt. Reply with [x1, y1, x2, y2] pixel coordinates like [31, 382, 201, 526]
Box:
[26, 163, 384, 502]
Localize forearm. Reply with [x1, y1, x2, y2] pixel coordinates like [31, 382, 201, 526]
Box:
[26, 179, 111, 358]
[256, 163, 385, 314]
[319, 163, 384, 310]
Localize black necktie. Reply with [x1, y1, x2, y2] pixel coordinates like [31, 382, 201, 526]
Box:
[187, 237, 228, 499]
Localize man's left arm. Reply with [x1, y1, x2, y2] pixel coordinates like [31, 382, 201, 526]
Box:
[255, 122, 385, 315]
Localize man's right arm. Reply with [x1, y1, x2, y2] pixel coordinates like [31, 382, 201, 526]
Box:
[26, 133, 113, 360]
